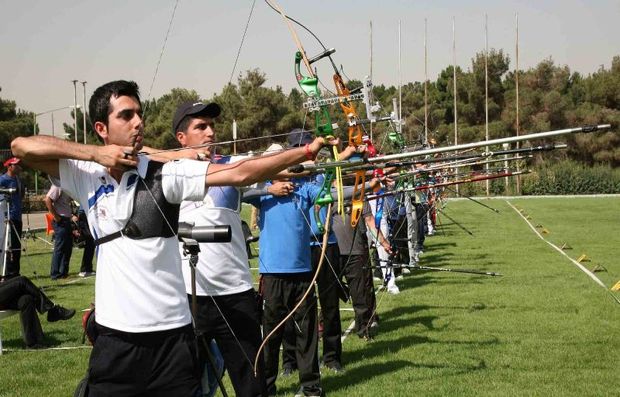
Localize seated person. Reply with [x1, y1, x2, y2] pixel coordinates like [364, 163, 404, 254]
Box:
[0, 275, 75, 348]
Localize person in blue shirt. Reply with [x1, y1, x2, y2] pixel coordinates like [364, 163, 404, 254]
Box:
[248, 131, 363, 397]
[0, 157, 24, 278]
[247, 174, 324, 397]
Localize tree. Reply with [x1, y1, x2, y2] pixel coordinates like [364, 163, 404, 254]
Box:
[62, 108, 95, 143]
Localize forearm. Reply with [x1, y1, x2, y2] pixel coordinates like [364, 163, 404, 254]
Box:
[44, 198, 58, 219]
[12, 136, 98, 163]
[364, 214, 390, 248]
[241, 186, 270, 201]
[207, 145, 313, 186]
[12, 136, 98, 178]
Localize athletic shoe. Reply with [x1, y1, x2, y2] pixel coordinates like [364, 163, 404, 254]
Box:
[79, 272, 96, 278]
[396, 275, 404, 281]
[47, 306, 76, 322]
[294, 387, 324, 397]
[324, 362, 344, 373]
[402, 268, 411, 274]
[387, 285, 400, 295]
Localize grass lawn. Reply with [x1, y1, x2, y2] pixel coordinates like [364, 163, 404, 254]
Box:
[0, 197, 618, 397]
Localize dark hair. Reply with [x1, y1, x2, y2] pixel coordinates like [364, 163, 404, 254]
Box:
[89, 80, 141, 128]
[176, 115, 193, 134]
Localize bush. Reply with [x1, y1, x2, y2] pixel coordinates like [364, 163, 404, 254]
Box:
[521, 160, 620, 195]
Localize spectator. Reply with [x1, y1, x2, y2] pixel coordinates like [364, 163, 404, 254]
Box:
[73, 207, 95, 277]
[0, 275, 75, 348]
[0, 157, 24, 278]
[45, 185, 73, 280]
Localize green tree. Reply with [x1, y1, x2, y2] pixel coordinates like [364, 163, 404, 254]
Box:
[62, 108, 95, 143]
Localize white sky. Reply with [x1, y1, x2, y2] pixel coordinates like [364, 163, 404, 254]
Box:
[1, 0, 618, 136]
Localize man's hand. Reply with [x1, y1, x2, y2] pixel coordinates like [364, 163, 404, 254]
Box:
[308, 137, 341, 158]
[94, 145, 140, 170]
[339, 144, 367, 161]
[381, 240, 393, 255]
[268, 181, 294, 197]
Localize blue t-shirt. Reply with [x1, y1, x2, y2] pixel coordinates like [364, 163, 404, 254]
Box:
[248, 179, 320, 274]
[0, 173, 23, 221]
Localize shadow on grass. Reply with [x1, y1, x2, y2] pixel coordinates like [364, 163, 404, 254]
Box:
[320, 331, 499, 393]
[2, 328, 77, 351]
[320, 359, 426, 394]
[39, 278, 93, 292]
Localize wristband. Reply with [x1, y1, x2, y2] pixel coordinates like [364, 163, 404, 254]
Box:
[304, 143, 315, 161]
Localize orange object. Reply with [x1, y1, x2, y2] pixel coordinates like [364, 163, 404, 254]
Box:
[45, 213, 54, 235]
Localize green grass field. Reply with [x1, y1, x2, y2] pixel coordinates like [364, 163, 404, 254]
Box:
[1, 197, 619, 397]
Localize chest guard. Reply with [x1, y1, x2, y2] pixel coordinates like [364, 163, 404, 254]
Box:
[94, 160, 179, 246]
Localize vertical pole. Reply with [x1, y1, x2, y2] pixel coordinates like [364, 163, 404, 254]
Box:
[503, 143, 510, 188]
[32, 114, 37, 194]
[485, 14, 490, 196]
[453, 17, 459, 195]
[82, 81, 88, 144]
[51, 113, 55, 137]
[369, 20, 373, 142]
[515, 13, 521, 195]
[424, 18, 428, 146]
[232, 119, 237, 155]
[72, 80, 78, 143]
[398, 21, 402, 138]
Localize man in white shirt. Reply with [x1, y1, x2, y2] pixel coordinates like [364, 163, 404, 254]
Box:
[173, 101, 269, 396]
[11, 80, 337, 397]
[45, 185, 74, 279]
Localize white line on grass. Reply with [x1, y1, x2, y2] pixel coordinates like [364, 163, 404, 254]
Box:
[506, 200, 620, 305]
[3, 345, 91, 353]
[450, 194, 620, 201]
[341, 320, 356, 343]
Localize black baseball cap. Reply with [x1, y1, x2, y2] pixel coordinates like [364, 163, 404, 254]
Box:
[288, 128, 314, 147]
[172, 101, 221, 134]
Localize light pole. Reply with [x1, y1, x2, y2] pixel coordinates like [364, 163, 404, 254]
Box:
[72, 80, 79, 142]
[81, 81, 87, 144]
[32, 105, 80, 136]
[31, 105, 79, 193]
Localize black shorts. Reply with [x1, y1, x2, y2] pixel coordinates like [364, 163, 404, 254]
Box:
[87, 323, 201, 397]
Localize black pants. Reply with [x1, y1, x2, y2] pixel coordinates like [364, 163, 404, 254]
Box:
[4, 219, 22, 277]
[415, 203, 428, 248]
[281, 318, 297, 370]
[262, 273, 321, 396]
[87, 324, 201, 397]
[0, 275, 54, 346]
[80, 235, 95, 273]
[312, 243, 342, 366]
[283, 244, 343, 368]
[340, 252, 375, 337]
[190, 289, 267, 397]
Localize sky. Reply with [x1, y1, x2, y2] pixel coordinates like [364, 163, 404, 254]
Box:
[1, 0, 618, 136]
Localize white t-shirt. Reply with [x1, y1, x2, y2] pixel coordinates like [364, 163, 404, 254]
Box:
[180, 155, 253, 296]
[58, 156, 209, 333]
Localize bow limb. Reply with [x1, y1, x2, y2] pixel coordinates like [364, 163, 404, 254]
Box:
[266, 0, 313, 76]
[253, 202, 333, 376]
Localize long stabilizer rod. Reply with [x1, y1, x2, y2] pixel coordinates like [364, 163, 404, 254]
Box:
[289, 125, 610, 173]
